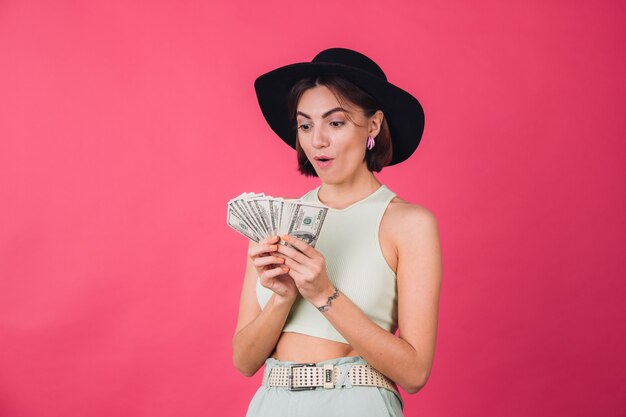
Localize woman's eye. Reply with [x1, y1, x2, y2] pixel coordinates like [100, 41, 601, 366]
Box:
[330, 121, 344, 128]
[298, 123, 311, 131]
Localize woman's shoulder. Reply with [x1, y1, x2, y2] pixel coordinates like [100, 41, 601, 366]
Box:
[379, 195, 439, 268]
[384, 195, 439, 235]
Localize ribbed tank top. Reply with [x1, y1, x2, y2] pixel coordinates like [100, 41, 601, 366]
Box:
[256, 184, 399, 344]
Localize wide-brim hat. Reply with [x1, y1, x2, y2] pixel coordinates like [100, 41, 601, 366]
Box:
[254, 47, 425, 166]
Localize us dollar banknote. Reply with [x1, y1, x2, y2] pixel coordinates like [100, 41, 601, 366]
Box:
[226, 192, 328, 247]
[283, 202, 328, 248]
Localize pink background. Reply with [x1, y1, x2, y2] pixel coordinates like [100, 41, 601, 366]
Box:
[1, 1, 625, 416]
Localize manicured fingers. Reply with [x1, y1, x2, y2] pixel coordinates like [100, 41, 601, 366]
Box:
[248, 244, 278, 258]
[275, 238, 310, 263]
[253, 255, 286, 268]
[248, 236, 280, 258]
[281, 235, 315, 257]
[279, 257, 305, 275]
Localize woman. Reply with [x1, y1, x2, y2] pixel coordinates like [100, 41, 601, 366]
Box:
[232, 48, 442, 416]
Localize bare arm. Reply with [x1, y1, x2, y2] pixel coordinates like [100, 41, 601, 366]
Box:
[231, 237, 298, 376]
[276, 206, 442, 394]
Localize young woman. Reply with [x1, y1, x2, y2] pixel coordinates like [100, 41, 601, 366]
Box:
[232, 48, 442, 417]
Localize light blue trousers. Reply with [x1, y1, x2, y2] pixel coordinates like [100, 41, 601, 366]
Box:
[246, 356, 404, 417]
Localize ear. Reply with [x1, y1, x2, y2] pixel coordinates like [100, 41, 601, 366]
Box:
[368, 110, 384, 138]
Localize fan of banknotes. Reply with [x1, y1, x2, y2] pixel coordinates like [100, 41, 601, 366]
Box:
[227, 192, 328, 247]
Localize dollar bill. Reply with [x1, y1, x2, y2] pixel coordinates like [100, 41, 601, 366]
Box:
[228, 200, 260, 240]
[283, 203, 328, 248]
[226, 192, 328, 247]
[227, 207, 259, 242]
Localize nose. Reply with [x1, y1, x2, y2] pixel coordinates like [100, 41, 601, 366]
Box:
[311, 125, 330, 149]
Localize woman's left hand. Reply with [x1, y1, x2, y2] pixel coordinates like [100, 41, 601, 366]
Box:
[274, 234, 336, 307]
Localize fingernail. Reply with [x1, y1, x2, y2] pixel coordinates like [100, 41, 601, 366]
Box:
[269, 245, 278, 251]
[276, 257, 285, 263]
[282, 267, 289, 272]
[282, 235, 290, 241]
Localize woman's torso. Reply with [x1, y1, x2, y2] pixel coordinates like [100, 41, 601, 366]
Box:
[270, 192, 406, 362]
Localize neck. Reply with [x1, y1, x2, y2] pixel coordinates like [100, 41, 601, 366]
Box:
[317, 169, 382, 210]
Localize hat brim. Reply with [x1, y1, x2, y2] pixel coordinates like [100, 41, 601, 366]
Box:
[254, 61, 425, 166]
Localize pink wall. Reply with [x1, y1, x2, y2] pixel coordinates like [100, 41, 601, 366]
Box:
[1, 1, 624, 416]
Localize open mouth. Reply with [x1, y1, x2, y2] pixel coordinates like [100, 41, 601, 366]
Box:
[314, 157, 334, 168]
[314, 155, 333, 162]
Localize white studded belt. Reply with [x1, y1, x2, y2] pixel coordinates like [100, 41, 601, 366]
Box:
[262, 362, 400, 399]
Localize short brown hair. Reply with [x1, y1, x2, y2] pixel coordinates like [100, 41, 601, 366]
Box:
[286, 75, 393, 177]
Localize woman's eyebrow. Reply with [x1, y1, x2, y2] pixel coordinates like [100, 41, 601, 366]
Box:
[296, 107, 349, 119]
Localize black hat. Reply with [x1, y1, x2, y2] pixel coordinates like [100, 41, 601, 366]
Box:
[254, 48, 425, 166]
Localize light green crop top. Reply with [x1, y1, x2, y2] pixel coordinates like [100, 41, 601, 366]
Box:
[255, 184, 399, 344]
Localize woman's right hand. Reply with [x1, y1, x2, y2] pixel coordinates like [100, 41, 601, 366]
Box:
[248, 235, 298, 302]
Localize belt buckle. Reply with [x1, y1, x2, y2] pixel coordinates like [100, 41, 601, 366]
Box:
[288, 363, 317, 391]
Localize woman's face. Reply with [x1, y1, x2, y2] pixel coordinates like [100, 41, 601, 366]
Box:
[296, 85, 377, 184]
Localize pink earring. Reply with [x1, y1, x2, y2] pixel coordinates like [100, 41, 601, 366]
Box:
[367, 135, 375, 150]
